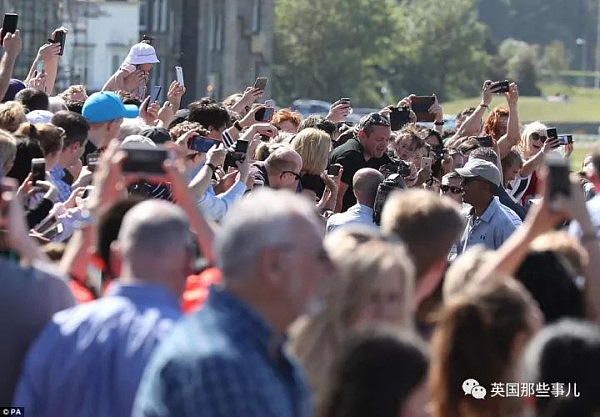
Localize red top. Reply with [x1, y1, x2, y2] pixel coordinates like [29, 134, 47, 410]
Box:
[182, 267, 222, 314]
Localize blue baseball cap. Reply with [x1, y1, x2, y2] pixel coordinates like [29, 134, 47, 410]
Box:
[82, 91, 139, 123]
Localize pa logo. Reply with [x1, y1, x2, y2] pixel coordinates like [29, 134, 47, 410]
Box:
[462, 378, 487, 399]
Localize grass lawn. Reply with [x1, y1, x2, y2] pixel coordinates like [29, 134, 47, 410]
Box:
[442, 84, 600, 124]
[570, 142, 594, 171]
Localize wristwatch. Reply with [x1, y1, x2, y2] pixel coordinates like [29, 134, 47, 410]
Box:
[434, 121, 445, 126]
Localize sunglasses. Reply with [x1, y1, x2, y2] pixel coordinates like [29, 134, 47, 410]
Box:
[530, 132, 547, 143]
[281, 170, 301, 181]
[360, 112, 391, 129]
[441, 184, 463, 194]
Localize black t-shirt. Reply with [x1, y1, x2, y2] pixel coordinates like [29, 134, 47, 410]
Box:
[300, 174, 325, 198]
[329, 137, 391, 211]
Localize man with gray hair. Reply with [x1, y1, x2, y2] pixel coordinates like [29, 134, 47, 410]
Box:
[326, 167, 384, 232]
[14, 200, 194, 417]
[134, 189, 335, 417]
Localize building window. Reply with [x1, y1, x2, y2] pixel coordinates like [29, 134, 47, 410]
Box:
[252, 0, 261, 33]
[140, 0, 148, 30]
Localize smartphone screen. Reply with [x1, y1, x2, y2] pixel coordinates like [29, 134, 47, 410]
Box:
[421, 156, 432, 169]
[390, 107, 410, 131]
[558, 135, 573, 146]
[175, 66, 185, 87]
[411, 96, 435, 122]
[36, 60, 44, 73]
[254, 77, 268, 90]
[31, 158, 46, 185]
[147, 85, 162, 109]
[188, 136, 217, 153]
[476, 136, 493, 147]
[255, 106, 274, 122]
[490, 80, 510, 93]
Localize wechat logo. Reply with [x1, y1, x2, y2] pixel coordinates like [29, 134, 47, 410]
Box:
[463, 378, 487, 399]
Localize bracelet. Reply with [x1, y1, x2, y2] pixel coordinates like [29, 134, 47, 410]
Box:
[581, 232, 598, 244]
[434, 121, 445, 126]
[234, 121, 243, 131]
[479, 104, 489, 109]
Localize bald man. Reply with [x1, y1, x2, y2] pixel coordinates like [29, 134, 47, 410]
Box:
[14, 200, 195, 417]
[326, 167, 384, 233]
[250, 147, 303, 191]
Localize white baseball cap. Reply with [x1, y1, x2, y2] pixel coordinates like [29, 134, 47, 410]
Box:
[124, 42, 160, 65]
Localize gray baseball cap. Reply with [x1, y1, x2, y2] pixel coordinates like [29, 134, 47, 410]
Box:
[455, 159, 501, 187]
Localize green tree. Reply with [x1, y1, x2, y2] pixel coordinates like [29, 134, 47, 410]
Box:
[273, 0, 400, 106]
[542, 40, 572, 81]
[388, 0, 490, 101]
[498, 39, 541, 96]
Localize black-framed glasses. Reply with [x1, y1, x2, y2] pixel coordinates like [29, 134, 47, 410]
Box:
[441, 184, 463, 194]
[281, 170, 301, 181]
[530, 132, 547, 143]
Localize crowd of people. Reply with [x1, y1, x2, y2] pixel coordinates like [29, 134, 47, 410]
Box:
[0, 24, 599, 417]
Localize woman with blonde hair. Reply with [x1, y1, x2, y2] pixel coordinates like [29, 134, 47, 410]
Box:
[290, 231, 416, 411]
[291, 127, 339, 211]
[508, 121, 572, 205]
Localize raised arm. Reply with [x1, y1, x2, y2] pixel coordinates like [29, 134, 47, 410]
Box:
[497, 83, 520, 158]
[446, 81, 492, 146]
[0, 30, 22, 101]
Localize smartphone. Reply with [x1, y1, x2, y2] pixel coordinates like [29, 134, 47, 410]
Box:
[264, 99, 275, 107]
[147, 85, 162, 109]
[546, 128, 559, 148]
[188, 136, 218, 153]
[121, 145, 170, 175]
[546, 154, 570, 201]
[142, 34, 154, 45]
[87, 152, 101, 172]
[476, 136, 493, 147]
[0, 13, 17, 46]
[411, 96, 435, 122]
[54, 30, 66, 56]
[254, 77, 268, 90]
[421, 156, 432, 169]
[389, 106, 411, 131]
[42, 222, 64, 241]
[31, 158, 46, 185]
[175, 66, 185, 87]
[490, 80, 510, 93]
[558, 134, 573, 146]
[340, 98, 351, 105]
[255, 106, 275, 122]
[36, 60, 44, 73]
[328, 165, 341, 176]
[224, 140, 249, 171]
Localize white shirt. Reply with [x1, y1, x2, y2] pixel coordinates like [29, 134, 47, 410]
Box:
[197, 181, 247, 222]
[326, 203, 376, 233]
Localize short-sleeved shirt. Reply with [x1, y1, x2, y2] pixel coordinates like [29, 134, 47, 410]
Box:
[456, 197, 517, 255]
[133, 287, 311, 417]
[329, 137, 391, 211]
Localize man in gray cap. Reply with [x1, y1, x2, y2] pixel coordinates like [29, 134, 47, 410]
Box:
[454, 158, 517, 255]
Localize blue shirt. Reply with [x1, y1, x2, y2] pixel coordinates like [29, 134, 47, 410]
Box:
[48, 165, 72, 203]
[198, 181, 247, 222]
[133, 287, 312, 417]
[456, 197, 517, 255]
[326, 203, 376, 233]
[13, 282, 182, 417]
